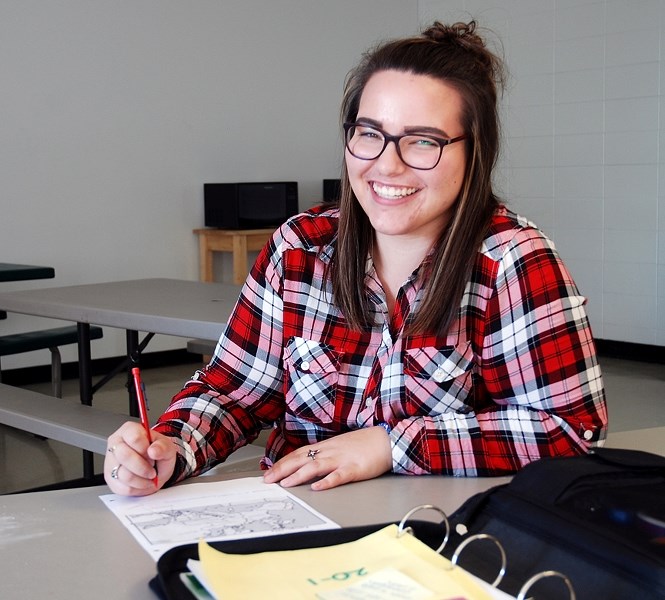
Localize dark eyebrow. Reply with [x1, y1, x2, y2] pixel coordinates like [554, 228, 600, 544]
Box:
[403, 125, 450, 138]
[355, 117, 450, 139]
[354, 117, 383, 128]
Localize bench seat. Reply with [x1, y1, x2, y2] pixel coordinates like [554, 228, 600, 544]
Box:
[0, 383, 137, 454]
[0, 325, 104, 397]
[0, 325, 104, 355]
[0, 382, 266, 470]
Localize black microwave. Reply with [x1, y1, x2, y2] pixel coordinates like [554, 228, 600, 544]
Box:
[204, 181, 299, 229]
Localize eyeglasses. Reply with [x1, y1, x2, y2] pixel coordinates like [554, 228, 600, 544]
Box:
[344, 121, 466, 170]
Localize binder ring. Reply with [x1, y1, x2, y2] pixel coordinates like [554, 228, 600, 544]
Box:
[517, 570, 576, 600]
[396, 504, 450, 553]
[450, 533, 506, 587]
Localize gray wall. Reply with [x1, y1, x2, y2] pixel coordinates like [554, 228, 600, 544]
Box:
[0, 0, 417, 368]
[421, 0, 665, 346]
[3, 0, 664, 372]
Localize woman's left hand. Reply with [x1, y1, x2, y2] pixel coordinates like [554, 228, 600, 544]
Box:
[263, 426, 392, 491]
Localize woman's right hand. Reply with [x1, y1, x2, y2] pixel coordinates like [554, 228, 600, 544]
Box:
[104, 421, 177, 496]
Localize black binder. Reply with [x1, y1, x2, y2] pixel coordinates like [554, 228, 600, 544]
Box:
[150, 520, 446, 600]
[442, 448, 665, 599]
[151, 448, 665, 600]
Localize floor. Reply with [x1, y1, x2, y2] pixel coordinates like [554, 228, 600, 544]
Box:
[1, 356, 663, 494]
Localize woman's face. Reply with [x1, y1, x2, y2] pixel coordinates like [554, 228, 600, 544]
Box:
[346, 70, 467, 244]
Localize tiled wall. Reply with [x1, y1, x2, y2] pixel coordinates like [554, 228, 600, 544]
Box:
[419, 0, 665, 346]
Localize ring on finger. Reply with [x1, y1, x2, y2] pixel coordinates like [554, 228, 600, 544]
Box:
[111, 465, 121, 479]
[307, 449, 320, 460]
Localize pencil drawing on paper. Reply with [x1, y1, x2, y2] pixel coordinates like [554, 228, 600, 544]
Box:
[125, 490, 327, 546]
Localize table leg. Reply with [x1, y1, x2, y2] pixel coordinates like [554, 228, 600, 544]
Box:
[199, 237, 214, 282]
[232, 234, 248, 285]
[77, 322, 95, 479]
[77, 323, 92, 406]
[127, 330, 140, 418]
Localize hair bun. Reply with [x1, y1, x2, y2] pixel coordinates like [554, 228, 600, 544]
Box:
[423, 20, 483, 46]
[421, 20, 503, 86]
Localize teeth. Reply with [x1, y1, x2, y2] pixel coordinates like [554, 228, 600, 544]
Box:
[372, 183, 418, 199]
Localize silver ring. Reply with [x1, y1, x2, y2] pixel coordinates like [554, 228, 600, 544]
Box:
[111, 465, 120, 479]
[107, 445, 116, 454]
[307, 449, 320, 460]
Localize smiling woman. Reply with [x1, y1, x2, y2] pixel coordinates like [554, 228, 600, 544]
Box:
[343, 69, 469, 307]
[104, 21, 608, 498]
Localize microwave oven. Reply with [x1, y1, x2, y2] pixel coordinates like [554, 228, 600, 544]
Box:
[204, 181, 299, 229]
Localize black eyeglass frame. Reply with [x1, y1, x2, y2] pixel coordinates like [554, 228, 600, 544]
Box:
[343, 121, 467, 170]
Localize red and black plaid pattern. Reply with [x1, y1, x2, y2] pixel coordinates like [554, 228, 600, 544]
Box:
[154, 206, 607, 481]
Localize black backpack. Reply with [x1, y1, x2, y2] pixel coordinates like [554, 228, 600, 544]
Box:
[443, 448, 665, 599]
[152, 448, 665, 599]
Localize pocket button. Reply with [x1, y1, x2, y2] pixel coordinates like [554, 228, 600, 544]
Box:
[433, 367, 446, 383]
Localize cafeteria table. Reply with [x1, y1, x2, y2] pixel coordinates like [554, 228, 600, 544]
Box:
[0, 278, 242, 476]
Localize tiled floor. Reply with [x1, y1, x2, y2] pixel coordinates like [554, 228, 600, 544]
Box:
[1, 356, 663, 494]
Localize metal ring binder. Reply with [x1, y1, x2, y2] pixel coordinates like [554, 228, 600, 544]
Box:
[450, 533, 506, 587]
[517, 570, 576, 600]
[396, 504, 451, 553]
[395, 504, 577, 598]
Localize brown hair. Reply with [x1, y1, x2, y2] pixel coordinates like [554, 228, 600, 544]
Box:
[330, 21, 505, 335]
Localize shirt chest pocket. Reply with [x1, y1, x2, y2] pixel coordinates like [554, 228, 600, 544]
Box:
[403, 341, 475, 415]
[283, 337, 340, 421]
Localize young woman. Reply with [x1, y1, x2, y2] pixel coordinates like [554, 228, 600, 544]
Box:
[105, 21, 607, 496]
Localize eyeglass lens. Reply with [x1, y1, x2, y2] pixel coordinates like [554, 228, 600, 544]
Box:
[345, 124, 443, 170]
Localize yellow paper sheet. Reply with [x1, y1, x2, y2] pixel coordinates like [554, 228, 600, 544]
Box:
[198, 524, 497, 599]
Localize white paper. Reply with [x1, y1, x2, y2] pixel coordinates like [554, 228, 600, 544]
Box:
[100, 476, 339, 560]
[186, 559, 216, 598]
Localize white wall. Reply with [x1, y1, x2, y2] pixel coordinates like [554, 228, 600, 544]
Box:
[3, 0, 663, 374]
[420, 0, 665, 346]
[0, 0, 417, 369]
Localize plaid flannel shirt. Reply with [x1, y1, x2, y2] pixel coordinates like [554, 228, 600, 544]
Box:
[155, 205, 607, 482]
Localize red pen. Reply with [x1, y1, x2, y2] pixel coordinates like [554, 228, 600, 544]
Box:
[131, 367, 159, 488]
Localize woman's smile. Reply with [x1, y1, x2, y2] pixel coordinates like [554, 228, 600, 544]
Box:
[346, 69, 467, 243]
[371, 182, 421, 200]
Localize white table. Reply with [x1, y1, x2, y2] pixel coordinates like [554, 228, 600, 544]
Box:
[0, 471, 510, 599]
[605, 425, 665, 456]
[0, 278, 242, 476]
[0, 277, 242, 405]
[0, 277, 241, 341]
[0, 261, 54, 322]
[1, 417, 658, 600]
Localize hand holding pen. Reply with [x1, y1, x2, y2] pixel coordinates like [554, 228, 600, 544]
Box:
[104, 369, 177, 496]
[131, 367, 159, 488]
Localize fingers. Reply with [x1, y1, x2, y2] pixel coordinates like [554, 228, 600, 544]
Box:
[264, 445, 352, 489]
[104, 445, 156, 496]
[263, 427, 392, 491]
[104, 422, 176, 496]
[105, 461, 154, 497]
[263, 445, 322, 487]
[311, 468, 346, 491]
[279, 448, 326, 488]
[105, 441, 155, 490]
